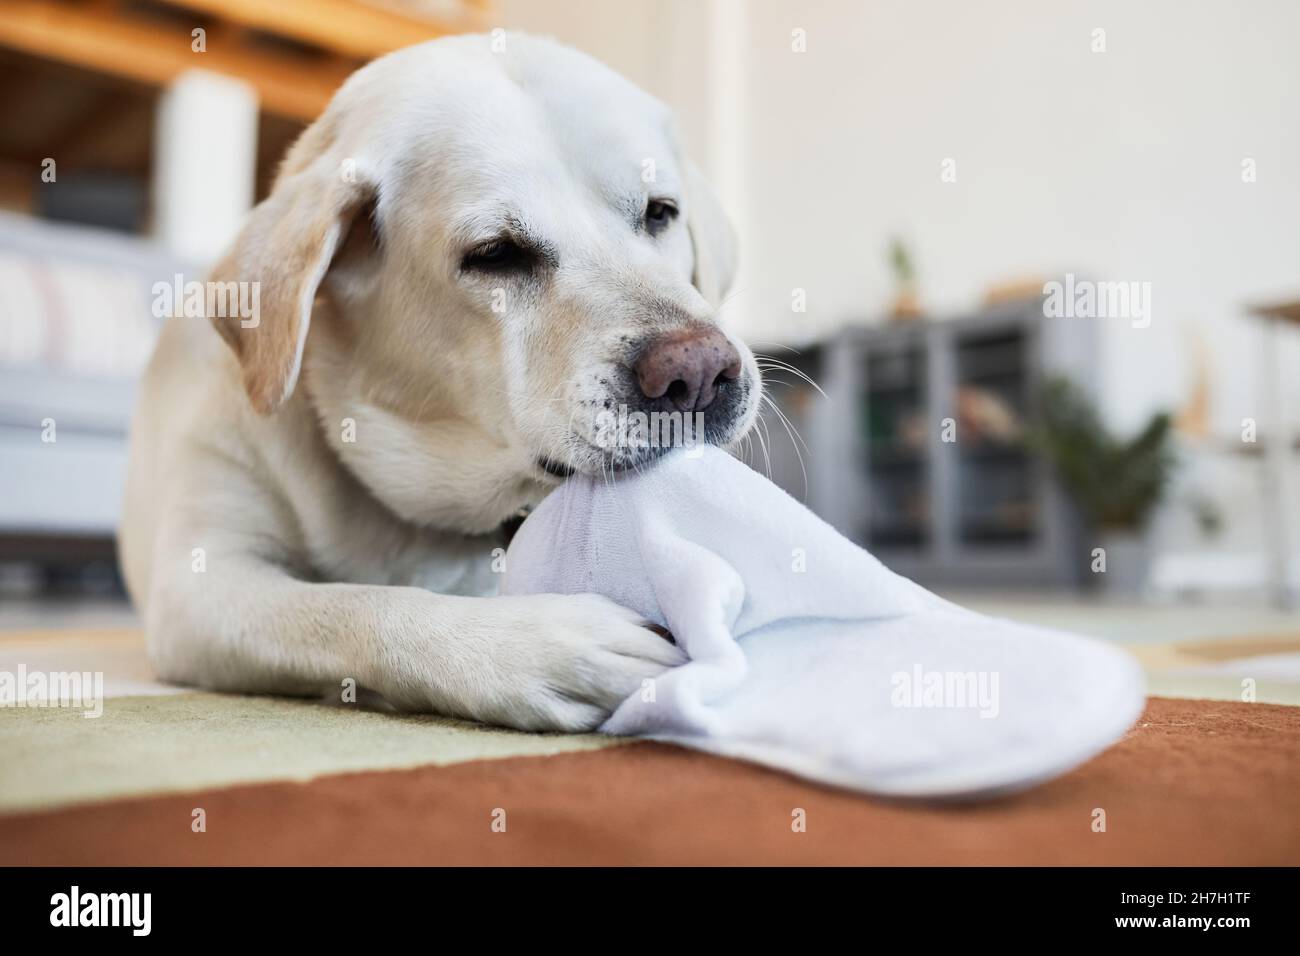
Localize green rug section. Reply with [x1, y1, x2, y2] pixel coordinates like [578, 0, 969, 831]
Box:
[0, 692, 621, 814]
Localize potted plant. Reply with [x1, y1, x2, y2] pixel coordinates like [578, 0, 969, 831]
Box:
[887, 237, 923, 320]
[1029, 377, 1177, 595]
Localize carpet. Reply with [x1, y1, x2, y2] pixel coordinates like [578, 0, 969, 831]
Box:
[2, 628, 1298, 865]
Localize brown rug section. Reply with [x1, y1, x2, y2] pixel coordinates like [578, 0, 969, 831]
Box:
[3, 697, 1297, 865]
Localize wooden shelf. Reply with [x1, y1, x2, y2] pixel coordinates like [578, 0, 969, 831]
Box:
[154, 0, 481, 60]
[0, 0, 487, 121]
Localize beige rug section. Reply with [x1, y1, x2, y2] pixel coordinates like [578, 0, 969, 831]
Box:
[0, 692, 619, 815]
[1129, 634, 1300, 705]
[0, 628, 618, 813]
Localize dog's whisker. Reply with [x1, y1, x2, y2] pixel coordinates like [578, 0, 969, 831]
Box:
[759, 392, 810, 499]
[752, 395, 774, 482]
[752, 355, 827, 398]
[766, 396, 812, 460]
[746, 339, 802, 355]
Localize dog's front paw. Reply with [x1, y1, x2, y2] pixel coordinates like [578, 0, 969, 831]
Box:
[507, 593, 685, 730]
[435, 593, 684, 732]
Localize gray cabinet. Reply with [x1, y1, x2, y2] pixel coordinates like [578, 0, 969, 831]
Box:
[760, 301, 1099, 588]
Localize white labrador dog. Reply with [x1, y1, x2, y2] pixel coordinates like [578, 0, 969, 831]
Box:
[120, 33, 760, 731]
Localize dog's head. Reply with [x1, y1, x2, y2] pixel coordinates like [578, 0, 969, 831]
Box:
[210, 34, 759, 533]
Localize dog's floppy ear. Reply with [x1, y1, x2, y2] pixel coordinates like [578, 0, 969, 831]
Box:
[209, 149, 372, 415]
[685, 161, 738, 308]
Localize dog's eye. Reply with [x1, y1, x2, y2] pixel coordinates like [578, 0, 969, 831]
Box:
[461, 238, 535, 274]
[645, 199, 678, 233]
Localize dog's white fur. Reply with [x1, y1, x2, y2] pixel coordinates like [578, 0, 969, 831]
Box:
[120, 33, 759, 730]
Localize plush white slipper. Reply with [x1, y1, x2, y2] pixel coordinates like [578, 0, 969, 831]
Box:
[503, 447, 1145, 798]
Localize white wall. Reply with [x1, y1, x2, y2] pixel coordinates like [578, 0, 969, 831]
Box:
[498, 0, 1300, 428]
[495, 0, 1300, 582]
[726, 0, 1299, 431]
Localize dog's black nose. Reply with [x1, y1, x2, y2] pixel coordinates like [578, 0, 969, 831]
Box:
[634, 327, 742, 412]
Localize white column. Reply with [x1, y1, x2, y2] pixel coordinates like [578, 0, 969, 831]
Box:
[1260, 317, 1298, 608]
[152, 69, 258, 266]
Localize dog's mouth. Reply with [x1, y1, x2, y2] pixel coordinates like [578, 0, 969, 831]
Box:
[534, 363, 760, 482]
[535, 432, 709, 482]
[536, 456, 575, 479]
[535, 441, 676, 483]
[535, 447, 663, 481]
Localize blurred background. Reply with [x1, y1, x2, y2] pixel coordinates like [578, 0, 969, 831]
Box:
[1, 0, 1297, 687]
